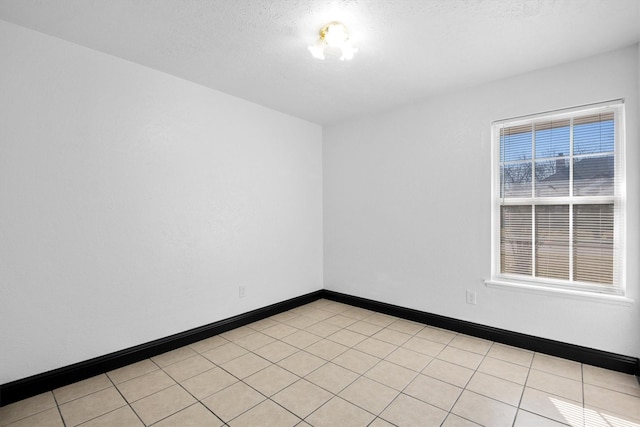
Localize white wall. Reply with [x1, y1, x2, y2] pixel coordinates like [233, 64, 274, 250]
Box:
[324, 45, 640, 359]
[1, 19, 637, 388]
[0, 21, 323, 384]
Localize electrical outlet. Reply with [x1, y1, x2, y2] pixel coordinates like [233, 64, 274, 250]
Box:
[239, 286, 246, 298]
[466, 290, 477, 305]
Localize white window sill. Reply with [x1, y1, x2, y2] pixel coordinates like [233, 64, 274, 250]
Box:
[484, 279, 634, 306]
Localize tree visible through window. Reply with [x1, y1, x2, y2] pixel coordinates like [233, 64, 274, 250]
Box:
[492, 101, 624, 294]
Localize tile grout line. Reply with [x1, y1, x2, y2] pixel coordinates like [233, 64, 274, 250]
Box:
[9, 300, 639, 426]
[445, 339, 490, 427]
[301, 310, 425, 424]
[279, 305, 382, 424]
[51, 388, 68, 427]
[224, 307, 337, 425]
[215, 322, 334, 426]
[159, 355, 231, 427]
[511, 343, 534, 427]
[196, 302, 636, 423]
[105, 373, 146, 427]
[264, 303, 625, 425]
[298, 306, 449, 424]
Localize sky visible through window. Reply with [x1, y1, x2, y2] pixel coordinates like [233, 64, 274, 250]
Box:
[500, 119, 614, 163]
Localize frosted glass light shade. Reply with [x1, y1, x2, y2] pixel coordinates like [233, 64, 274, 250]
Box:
[308, 22, 357, 61]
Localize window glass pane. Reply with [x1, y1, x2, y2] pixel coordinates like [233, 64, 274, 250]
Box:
[501, 124, 532, 162]
[535, 157, 569, 197]
[574, 204, 613, 284]
[535, 205, 569, 280]
[493, 102, 623, 292]
[501, 162, 532, 198]
[573, 155, 614, 196]
[535, 120, 570, 159]
[573, 113, 614, 155]
[501, 206, 532, 275]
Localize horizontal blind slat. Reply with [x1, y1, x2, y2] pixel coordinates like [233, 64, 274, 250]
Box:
[535, 205, 569, 280]
[500, 206, 532, 276]
[573, 204, 614, 285]
[494, 101, 623, 291]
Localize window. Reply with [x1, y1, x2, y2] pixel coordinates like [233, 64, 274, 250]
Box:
[490, 100, 625, 295]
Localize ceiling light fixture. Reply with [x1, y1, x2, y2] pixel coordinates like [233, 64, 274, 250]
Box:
[308, 22, 358, 61]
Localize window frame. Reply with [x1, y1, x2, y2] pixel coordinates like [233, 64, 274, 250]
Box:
[488, 99, 627, 298]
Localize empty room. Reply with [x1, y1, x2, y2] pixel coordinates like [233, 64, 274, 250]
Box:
[1, 0, 639, 426]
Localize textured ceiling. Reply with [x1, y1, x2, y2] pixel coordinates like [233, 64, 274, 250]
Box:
[1, 0, 639, 125]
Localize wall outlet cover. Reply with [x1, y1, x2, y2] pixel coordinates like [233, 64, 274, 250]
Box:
[466, 290, 477, 305]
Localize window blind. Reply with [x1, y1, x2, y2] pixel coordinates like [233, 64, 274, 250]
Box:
[493, 100, 624, 294]
[535, 205, 569, 280]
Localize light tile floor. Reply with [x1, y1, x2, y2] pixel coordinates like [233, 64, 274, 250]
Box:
[2, 299, 639, 426]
